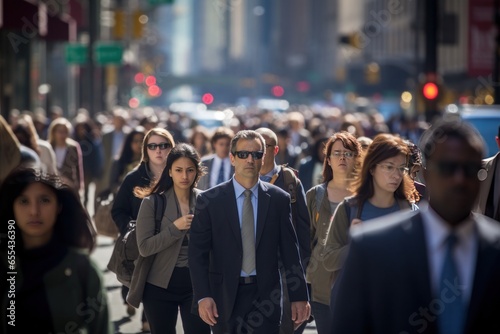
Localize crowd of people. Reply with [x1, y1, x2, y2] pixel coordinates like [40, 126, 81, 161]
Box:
[0, 102, 499, 334]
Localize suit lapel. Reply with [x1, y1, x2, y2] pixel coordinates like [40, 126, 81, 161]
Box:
[165, 189, 180, 223]
[405, 213, 434, 307]
[221, 181, 243, 248]
[256, 182, 271, 248]
[477, 154, 498, 213]
[465, 217, 500, 330]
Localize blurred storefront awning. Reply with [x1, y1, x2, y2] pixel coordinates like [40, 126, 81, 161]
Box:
[0, 0, 76, 41]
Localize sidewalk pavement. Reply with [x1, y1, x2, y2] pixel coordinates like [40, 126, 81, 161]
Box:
[92, 237, 319, 334]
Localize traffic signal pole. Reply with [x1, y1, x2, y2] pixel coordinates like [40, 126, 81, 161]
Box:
[424, 0, 438, 122]
[494, 0, 500, 103]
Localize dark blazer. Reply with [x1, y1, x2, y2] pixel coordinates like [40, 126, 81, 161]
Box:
[330, 209, 500, 334]
[189, 179, 309, 327]
[111, 162, 151, 235]
[196, 155, 234, 190]
[474, 152, 499, 219]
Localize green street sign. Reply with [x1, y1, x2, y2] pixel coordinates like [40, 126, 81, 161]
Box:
[65, 43, 88, 64]
[94, 43, 123, 65]
[149, 0, 174, 5]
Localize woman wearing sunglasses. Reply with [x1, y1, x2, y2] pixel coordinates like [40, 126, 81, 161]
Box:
[133, 143, 210, 334]
[321, 133, 420, 290]
[111, 127, 174, 331]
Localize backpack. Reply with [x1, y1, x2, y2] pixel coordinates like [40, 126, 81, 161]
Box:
[107, 192, 166, 286]
[270, 165, 299, 226]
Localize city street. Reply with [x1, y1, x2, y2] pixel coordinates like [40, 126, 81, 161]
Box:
[91, 235, 319, 334]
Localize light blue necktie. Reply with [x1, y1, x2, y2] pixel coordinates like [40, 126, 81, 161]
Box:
[217, 162, 225, 184]
[438, 233, 464, 334]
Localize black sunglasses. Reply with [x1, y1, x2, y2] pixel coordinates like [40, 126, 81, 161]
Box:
[426, 160, 482, 179]
[233, 151, 264, 160]
[146, 142, 171, 150]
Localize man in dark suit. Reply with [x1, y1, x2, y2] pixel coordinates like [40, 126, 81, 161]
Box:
[189, 130, 310, 334]
[474, 125, 500, 221]
[330, 118, 500, 334]
[256, 127, 311, 334]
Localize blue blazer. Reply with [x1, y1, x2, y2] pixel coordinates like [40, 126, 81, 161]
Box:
[331, 209, 500, 334]
[189, 179, 309, 326]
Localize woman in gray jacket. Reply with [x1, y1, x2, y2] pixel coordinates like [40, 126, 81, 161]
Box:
[134, 143, 210, 334]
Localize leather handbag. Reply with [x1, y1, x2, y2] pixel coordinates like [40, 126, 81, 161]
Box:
[125, 193, 165, 308]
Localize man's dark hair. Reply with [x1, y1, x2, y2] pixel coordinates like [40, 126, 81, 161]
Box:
[419, 118, 485, 164]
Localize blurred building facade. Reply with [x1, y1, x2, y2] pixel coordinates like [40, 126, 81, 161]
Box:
[1, 0, 498, 119]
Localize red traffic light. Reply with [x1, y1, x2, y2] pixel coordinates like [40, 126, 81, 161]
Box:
[202, 93, 214, 105]
[422, 82, 439, 100]
[271, 85, 284, 97]
[145, 75, 156, 86]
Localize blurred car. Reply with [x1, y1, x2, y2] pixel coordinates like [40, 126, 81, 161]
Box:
[191, 110, 233, 129]
[445, 104, 500, 157]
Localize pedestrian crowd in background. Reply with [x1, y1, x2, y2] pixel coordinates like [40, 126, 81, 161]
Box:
[0, 101, 499, 334]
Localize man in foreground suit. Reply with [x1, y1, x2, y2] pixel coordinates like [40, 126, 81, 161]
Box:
[189, 130, 310, 334]
[330, 118, 500, 334]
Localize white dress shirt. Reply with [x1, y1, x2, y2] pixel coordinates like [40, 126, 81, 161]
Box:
[421, 206, 478, 309]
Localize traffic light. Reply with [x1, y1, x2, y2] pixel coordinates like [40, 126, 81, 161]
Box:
[132, 10, 146, 39]
[202, 93, 214, 105]
[339, 32, 362, 49]
[422, 82, 439, 100]
[420, 74, 441, 121]
[271, 85, 285, 97]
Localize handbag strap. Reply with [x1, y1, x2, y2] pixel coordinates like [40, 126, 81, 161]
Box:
[153, 192, 166, 235]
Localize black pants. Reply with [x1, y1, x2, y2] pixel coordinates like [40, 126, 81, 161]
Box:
[214, 282, 280, 334]
[142, 267, 210, 334]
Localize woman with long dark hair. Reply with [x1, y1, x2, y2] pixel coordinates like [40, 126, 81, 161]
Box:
[321, 134, 419, 282]
[133, 143, 210, 334]
[0, 167, 111, 333]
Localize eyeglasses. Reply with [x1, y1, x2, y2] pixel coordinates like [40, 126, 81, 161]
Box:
[330, 151, 355, 159]
[146, 142, 171, 150]
[377, 164, 409, 175]
[426, 161, 482, 179]
[233, 151, 264, 160]
[265, 144, 275, 148]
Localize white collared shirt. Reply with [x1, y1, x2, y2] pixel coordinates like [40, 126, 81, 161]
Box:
[421, 206, 478, 308]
